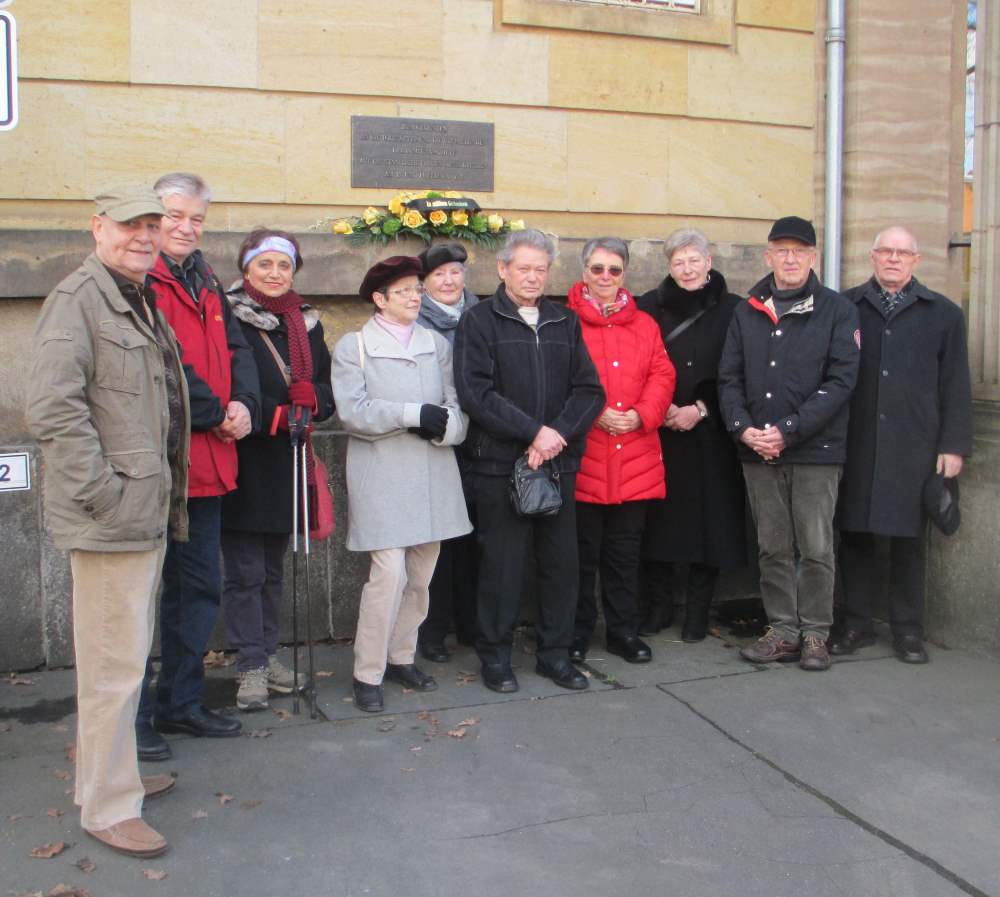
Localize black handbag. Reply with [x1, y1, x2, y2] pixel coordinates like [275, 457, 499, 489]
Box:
[509, 456, 563, 517]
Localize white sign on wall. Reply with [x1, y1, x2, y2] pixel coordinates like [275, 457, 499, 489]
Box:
[0, 453, 30, 492]
[0, 6, 17, 132]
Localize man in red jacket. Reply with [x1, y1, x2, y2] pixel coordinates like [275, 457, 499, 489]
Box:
[136, 173, 261, 760]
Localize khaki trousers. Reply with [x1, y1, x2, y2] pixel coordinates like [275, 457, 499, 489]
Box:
[353, 542, 440, 685]
[71, 545, 165, 830]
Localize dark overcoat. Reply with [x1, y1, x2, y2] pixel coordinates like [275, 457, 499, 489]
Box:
[838, 276, 973, 537]
[637, 271, 747, 568]
[221, 288, 335, 534]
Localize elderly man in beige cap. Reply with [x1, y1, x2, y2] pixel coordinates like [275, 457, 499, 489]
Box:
[25, 186, 192, 858]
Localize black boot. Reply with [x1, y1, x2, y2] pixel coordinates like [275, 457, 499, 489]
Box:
[638, 560, 674, 635]
[680, 563, 718, 643]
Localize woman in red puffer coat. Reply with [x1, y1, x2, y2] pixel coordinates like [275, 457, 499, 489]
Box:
[568, 237, 676, 665]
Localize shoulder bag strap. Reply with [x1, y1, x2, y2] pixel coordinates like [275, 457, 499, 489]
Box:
[258, 330, 292, 387]
[356, 331, 365, 371]
[663, 307, 708, 346]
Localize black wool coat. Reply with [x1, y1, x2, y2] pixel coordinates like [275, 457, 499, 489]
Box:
[837, 276, 973, 537]
[637, 272, 747, 567]
[220, 290, 335, 534]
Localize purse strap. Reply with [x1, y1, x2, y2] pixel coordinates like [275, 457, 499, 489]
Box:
[356, 331, 365, 371]
[259, 330, 292, 387]
[663, 307, 707, 345]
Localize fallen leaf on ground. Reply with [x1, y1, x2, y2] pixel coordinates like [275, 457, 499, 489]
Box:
[581, 669, 592, 678]
[47, 886, 90, 897]
[64, 744, 76, 763]
[377, 720, 396, 733]
[417, 710, 430, 720]
[447, 727, 469, 739]
[50, 723, 69, 733]
[46, 808, 64, 818]
[215, 792, 234, 806]
[8, 813, 24, 822]
[708, 626, 723, 639]
[74, 857, 96, 873]
[272, 708, 292, 721]
[458, 717, 480, 727]
[401, 687, 414, 695]
[202, 650, 231, 668]
[314, 670, 335, 678]
[240, 800, 262, 810]
[408, 746, 422, 752]
[30, 841, 67, 858]
[191, 809, 209, 819]
[400, 767, 416, 773]
[341, 697, 353, 703]
[7, 675, 34, 686]
[246, 729, 272, 738]
[142, 868, 168, 881]
[515, 743, 528, 749]
[1, 722, 12, 732]
[456, 671, 478, 686]
[52, 770, 71, 781]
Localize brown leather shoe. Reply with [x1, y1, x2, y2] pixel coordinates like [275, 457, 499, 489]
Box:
[142, 774, 176, 800]
[799, 635, 831, 671]
[739, 627, 801, 664]
[85, 817, 168, 858]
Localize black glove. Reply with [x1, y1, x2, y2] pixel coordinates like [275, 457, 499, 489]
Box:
[408, 427, 436, 441]
[418, 404, 448, 439]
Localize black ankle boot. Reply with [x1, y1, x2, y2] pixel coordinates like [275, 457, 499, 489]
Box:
[680, 563, 718, 643]
[638, 560, 674, 635]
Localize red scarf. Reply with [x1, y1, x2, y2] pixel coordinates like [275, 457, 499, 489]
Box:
[568, 281, 631, 317]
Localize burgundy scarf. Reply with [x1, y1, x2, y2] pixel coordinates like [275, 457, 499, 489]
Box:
[243, 279, 316, 486]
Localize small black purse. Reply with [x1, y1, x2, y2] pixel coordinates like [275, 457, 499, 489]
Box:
[510, 456, 563, 518]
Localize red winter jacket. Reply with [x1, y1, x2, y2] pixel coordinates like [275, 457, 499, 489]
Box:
[149, 255, 237, 498]
[568, 283, 676, 505]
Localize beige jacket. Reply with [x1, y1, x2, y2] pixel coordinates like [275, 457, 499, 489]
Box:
[26, 253, 190, 551]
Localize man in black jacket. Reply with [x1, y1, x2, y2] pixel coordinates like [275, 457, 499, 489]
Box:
[454, 229, 604, 693]
[719, 216, 860, 671]
[832, 226, 972, 664]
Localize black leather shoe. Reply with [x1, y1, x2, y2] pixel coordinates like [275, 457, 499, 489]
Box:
[829, 629, 877, 656]
[606, 636, 652, 664]
[154, 705, 242, 738]
[535, 658, 589, 690]
[136, 720, 172, 762]
[384, 663, 438, 691]
[481, 663, 519, 694]
[893, 635, 929, 664]
[418, 641, 450, 663]
[353, 678, 384, 712]
[568, 640, 588, 664]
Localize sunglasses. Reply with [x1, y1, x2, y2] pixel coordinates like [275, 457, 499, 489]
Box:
[588, 264, 624, 277]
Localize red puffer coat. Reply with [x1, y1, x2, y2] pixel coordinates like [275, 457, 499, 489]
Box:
[568, 282, 676, 505]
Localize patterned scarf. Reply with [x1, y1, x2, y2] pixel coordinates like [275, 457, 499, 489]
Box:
[877, 281, 911, 318]
[581, 283, 630, 317]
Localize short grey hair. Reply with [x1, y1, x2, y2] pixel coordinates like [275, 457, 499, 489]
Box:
[581, 236, 629, 269]
[498, 228, 556, 265]
[663, 227, 712, 262]
[154, 172, 212, 205]
[872, 225, 918, 253]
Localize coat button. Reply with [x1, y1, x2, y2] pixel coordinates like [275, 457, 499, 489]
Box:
[786, 420, 792, 426]
[882, 369, 888, 376]
[612, 361, 619, 367]
[879, 413, 886, 420]
[885, 328, 892, 335]
[770, 360, 776, 367]
[686, 361, 693, 367]
[766, 392, 772, 398]
[734, 420, 741, 427]
[616, 443, 622, 450]
[775, 329, 782, 336]
[616, 402, 622, 407]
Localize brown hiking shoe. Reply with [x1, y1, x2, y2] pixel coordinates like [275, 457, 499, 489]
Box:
[800, 635, 831, 671]
[740, 627, 801, 664]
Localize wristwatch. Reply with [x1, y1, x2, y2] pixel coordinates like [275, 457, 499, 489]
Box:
[695, 400, 708, 419]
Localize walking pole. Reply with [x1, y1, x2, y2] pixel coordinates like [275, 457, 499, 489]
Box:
[290, 410, 302, 716]
[300, 436, 318, 719]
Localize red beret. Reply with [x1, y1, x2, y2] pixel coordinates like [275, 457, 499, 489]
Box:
[359, 256, 424, 303]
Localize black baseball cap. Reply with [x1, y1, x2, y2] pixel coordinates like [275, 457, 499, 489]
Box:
[768, 216, 816, 246]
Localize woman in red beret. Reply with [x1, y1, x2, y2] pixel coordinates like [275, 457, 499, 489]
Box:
[332, 256, 472, 713]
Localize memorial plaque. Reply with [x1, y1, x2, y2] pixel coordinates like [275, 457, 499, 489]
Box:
[352, 116, 494, 192]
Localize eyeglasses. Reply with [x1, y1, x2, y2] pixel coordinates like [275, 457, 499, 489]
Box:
[588, 264, 624, 277]
[386, 285, 424, 298]
[872, 248, 917, 260]
[768, 247, 814, 260]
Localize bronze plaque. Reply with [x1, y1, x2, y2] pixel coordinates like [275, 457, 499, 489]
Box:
[351, 116, 494, 192]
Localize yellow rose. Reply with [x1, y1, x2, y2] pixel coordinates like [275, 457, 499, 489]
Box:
[451, 210, 469, 227]
[387, 195, 405, 216]
[362, 206, 381, 226]
[332, 219, 353, 235]
[402, 209, 426, 229]
[429, 210, 448, 226]
[487, 213, 504, 233]
[508, 219, 526, 231]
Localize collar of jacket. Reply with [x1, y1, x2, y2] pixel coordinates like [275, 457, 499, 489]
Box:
[489, 283, 567, 327]
[747, 271, 819, 325]
[82, 253, 159, 324]
[360, 315, 437, 359]
[418, 287, 477, 331]
[566, 281, 638, 326]
[226, 285, 319, 332]
[853, 275, 937, 305]
[148, 252, 203, 307]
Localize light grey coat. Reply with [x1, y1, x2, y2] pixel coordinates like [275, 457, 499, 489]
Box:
[332, 317, 471, 552]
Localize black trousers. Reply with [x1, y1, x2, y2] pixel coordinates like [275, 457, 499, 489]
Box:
[575, 500, 646, 644]
[471, 471, 578, 666]
[418, 520, 479, 646]
[839, 529, 926, 639]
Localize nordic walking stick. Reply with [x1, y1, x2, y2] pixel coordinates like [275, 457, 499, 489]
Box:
[299, 435, 318, 719]
[289, 406, 306, 715]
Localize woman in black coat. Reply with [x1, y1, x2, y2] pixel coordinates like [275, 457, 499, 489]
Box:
[220, 229, 335, 711]
[636, 228, 747, 642]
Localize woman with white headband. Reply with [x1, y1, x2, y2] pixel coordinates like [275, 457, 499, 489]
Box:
[220, 228, 335, 712]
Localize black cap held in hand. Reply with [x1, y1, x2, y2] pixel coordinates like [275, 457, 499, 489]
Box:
[768, 216, 817, 246]
[923, 471, 961, 536]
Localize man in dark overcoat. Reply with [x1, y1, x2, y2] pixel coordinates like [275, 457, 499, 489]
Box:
[832, 226, 973, 664]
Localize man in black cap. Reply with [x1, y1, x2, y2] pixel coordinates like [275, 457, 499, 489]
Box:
[833, 225, 972, 664]
[719, 216, 860, 671]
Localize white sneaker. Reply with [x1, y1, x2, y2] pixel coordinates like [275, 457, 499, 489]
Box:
[267, 655, 306, 694]
[236, 667, 269, 711]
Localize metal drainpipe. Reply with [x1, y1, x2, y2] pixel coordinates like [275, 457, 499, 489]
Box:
[824, 0, 847, 290]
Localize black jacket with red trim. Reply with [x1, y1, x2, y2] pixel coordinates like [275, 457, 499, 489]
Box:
[717, 272, 860, 465]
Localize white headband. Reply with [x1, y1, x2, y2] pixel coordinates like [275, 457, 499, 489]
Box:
[243, 236, 298, 269]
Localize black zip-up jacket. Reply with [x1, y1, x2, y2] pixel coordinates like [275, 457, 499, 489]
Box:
[718, 272, 860, 465]
[454, 284, 605, 475]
